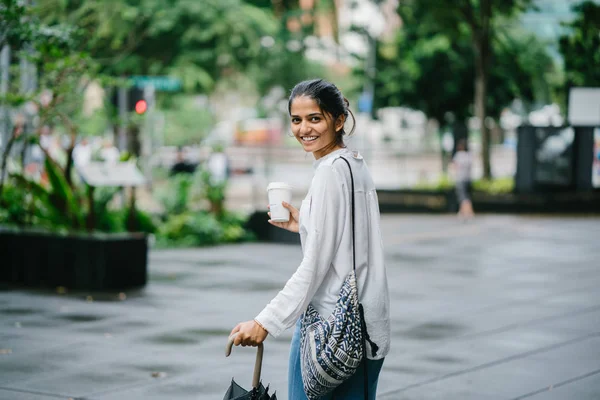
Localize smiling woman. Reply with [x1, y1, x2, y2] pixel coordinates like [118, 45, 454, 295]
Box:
[288, 79, 356, 160]
[230, 79, 390, 400]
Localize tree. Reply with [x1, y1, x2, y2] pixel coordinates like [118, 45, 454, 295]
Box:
[370, 0, 557, 177]
[375, 1, 554, 120]
[37, 0, 280, 92]
[559, 1, 600, 89]
[373, 2, 474, 124]
[489, 26, 558, 118]
[411, 0, 532, 179]
[0, 1, 104, 231]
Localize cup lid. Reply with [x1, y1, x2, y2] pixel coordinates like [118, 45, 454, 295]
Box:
[267, 182, 292, 191]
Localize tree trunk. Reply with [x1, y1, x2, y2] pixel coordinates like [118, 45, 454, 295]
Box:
[472, 0, 493, 180]
[86, 185, 95, 232]
[474, 59, 491, 179]
[473, 28, 492, 179]
[126, 187, 138, 232]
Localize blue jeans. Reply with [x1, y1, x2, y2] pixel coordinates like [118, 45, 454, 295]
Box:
[288, 319, 384, 400]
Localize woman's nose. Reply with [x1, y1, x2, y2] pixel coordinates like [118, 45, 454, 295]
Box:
[299, 121, 310, 134]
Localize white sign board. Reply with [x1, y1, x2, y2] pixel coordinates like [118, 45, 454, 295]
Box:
[568, 87, 600, 126]
[78, 162, 146, 187]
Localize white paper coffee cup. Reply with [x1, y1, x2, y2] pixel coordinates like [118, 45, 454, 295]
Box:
[267, 182, 293, 222]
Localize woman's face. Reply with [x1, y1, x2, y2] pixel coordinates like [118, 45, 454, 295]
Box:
[290, 95, 344, 160]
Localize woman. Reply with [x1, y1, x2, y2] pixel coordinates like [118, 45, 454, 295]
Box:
[230, 79, 391, 399]
[451, 139, 475, 219]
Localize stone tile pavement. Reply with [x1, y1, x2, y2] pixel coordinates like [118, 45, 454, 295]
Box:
[1, 214, 599, 399]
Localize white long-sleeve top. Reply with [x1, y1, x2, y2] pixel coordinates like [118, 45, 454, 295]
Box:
[255, 148, 391, 360]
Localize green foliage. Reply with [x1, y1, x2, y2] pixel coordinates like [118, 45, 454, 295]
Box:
[372, 0, 551, 122]
[559, 1, 600, 88]
[94, 206, 157, 234]
[93, 187, 123, 232]
[134, 208, 158, 234]
[198, 169, 226, 211]
[2, 168, 156, 234]
[374, 27, 474, 122]
[413, 174, 455, 191]
[152, 166, 254, 247]
[156, 212, 221, 247]
[156, 173, 194, 215]
[0, 0, 148, 236]
[249, 45, 327, 98]
[490, 27, 558, 116]
[7, 168, 83, 232]
[411, 175, 514, 195]
[1, 0, 43, 48]
[220, 211, 254, 241]
[44, 157, 85, 229]
[74, 106, 110, 137]
[38, 0, 280, 92]
[472, 177, 514, 195]
[155, 210, 253, 248]
[35, 0, 330, 99]
[160, 94, 214, 146]
[95, 207, 126, 233]
[0, 183, 28, 226]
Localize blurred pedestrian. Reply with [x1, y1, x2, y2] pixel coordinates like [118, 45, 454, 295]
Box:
[169, 146, 196, 175]
[451, 138, 475, 219]
[73, 137, 92, 169]
[230, 79, 390, 399]
[205, 143, 230, 184]
[99, 138, 120, 164]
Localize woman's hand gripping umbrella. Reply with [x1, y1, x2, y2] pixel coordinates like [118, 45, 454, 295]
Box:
[223, 332, 277, 400]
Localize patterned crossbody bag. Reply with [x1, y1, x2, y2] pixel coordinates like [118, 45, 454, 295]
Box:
[300, 156, 379, 399]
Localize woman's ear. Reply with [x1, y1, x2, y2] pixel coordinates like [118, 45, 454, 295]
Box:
[335, 114, 346, 133]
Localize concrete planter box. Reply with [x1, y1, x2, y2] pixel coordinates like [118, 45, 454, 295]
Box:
[377, 189, 457, 213]
[0, 227, 148, 290]
[245, 212, 300, 244]
[377, 189, 600, 214]
[471, 191, 600, 213]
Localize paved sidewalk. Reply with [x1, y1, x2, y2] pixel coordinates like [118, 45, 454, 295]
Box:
[1, 214, 600, 399]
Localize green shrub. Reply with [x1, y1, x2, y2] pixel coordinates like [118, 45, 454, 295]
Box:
[0, 183, 29, 226]
[220, 211, 256, 242]
[472, 177, 514, 194]
[155, 174, 195, 215]
[156, 212, 221, 247]
[413, 174, 454, 191]
[155, 211, 253, 248]
[95, 209, 126, 233]
[411, 175, 515, 195]
[134, 209, 158, 234]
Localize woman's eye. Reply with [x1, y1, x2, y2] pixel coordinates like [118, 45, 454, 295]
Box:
[310, 117, 320, 122]
[291, 118, 300, 123]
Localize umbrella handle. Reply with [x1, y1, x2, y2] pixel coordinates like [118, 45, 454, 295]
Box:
[226, 333, 263, 388]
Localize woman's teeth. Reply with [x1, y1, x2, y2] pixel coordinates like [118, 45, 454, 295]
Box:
[302, 136, 317, 142]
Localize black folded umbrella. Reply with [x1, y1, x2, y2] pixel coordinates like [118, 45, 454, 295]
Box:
[224, 333, 277, 400]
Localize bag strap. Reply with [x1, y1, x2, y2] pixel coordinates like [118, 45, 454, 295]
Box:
[338, 155, 379, 400]
[339, 156, 357, 275]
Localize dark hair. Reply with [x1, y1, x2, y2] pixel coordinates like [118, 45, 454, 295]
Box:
[288, 79, 356, 145]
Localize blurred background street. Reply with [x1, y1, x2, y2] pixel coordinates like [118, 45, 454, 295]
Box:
[1, 214, 600, 399]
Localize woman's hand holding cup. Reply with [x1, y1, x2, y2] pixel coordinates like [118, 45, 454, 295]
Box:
[267, 182, 298, 233]
[268, 202, 299, 233]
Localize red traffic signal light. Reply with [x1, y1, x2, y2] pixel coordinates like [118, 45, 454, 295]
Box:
[135, 99, 148, 114]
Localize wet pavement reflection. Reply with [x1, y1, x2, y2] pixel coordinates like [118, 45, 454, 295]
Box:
[0, 214, 599, 399]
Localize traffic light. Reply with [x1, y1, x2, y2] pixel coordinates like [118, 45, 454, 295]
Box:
[128, 87, 145, 114]
[135, 99, 147, 115]
[109, 87, 147, 114]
